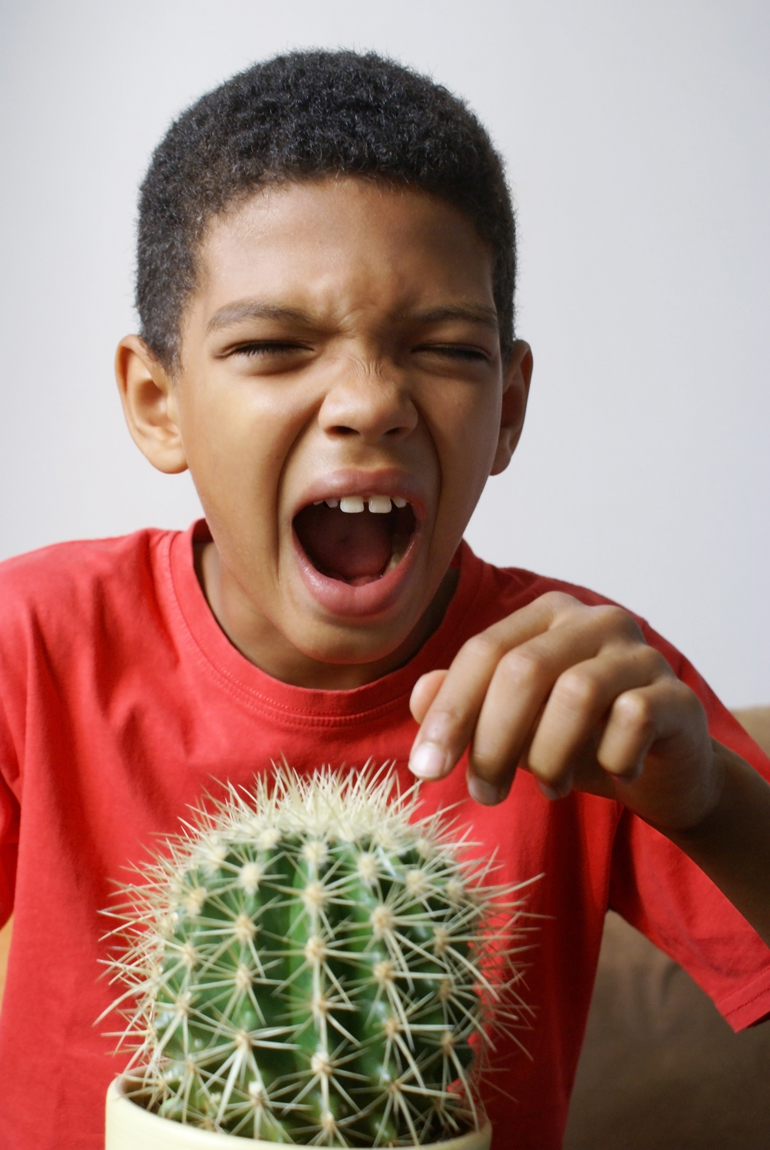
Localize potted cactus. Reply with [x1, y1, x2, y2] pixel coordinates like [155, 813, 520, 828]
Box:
[103, 767, 526, 1149]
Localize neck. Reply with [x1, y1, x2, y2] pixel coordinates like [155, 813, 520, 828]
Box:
[194, 541, 459, 689]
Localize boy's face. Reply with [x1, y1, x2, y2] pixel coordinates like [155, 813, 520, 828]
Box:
[119, 178, 531, 688]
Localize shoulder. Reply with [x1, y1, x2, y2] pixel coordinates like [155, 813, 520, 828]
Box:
[461, 545, 690, 680]
[461, 543, 640, 626]
[0, 526, 171, 595]
[0, 527, 179, 647]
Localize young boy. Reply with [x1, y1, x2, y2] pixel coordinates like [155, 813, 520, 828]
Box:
[0, 50, 769, 1150]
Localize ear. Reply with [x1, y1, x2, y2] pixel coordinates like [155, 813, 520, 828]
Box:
[490, 339, 533, 476]
[115, 335, 188, 474]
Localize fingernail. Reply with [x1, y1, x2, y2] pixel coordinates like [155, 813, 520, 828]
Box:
[537, 779, 570, 800]
[617, 761, 643, 784]
[410, 743, 446, 779]
[467, 774, 502, 806]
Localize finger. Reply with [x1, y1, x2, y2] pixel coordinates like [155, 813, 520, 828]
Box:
[408, 593, 573, 781]
[465, 610, 644, 799]
[410, 670, 447, 724]
[522, 644, 671, 794]
[596, 675, 698, 781]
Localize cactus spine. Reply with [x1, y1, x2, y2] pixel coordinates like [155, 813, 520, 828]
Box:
[106, 767, 527, 1146]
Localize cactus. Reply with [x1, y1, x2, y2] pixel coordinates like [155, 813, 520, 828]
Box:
[105, 766, 528, 1146]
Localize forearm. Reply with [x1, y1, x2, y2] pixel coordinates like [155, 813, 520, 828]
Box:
[665, 740, 770, 948]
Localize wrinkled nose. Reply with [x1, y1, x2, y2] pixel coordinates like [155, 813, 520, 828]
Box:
[318, 361, 418, 443]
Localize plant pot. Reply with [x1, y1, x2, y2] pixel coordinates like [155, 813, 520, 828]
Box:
[106, 1078, 492, 1150]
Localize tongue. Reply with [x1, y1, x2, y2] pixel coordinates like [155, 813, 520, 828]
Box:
[295, 505, 393, 584]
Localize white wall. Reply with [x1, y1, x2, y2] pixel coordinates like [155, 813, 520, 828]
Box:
[1, 0, 767, 706]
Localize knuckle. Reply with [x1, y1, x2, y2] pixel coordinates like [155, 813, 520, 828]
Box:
[430, 697, 468, 731]
[555, 667, 602, 713]
[669, 676, 692, 702]
[595, 604, 640, 638]
[420, 697, 471, 746]
[462, 631, 505, 664]
[639, 645, 668, 675]
[614, 690, 655, 737]
[540, 590, 578, 617]
[672, 679, 704, 720]
[498, 645, 548, 691]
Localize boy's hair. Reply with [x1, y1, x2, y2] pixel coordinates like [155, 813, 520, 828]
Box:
[137, 49, 516, 371]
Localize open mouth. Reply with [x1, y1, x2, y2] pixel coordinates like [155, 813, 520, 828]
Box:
[293, 496, 418, 586]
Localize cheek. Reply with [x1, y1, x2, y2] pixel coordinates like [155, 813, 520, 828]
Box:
[180, 386, 287, 493]
[435, 394, 501, 494]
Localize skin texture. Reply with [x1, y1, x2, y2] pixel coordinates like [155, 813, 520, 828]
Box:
[117, 177, 770, 948]
[117, 179, 530, 689]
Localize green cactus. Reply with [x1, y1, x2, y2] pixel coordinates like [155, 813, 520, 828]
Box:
[106, 767, 527, 1146]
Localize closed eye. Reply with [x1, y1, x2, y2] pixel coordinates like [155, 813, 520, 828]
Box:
[229, 341, 313, 358]
[414, 344, 491, 362]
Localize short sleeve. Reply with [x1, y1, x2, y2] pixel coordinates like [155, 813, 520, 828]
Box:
[608, 621, 770, 1030]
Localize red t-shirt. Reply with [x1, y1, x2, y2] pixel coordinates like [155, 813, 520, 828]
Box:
[0, 521, 768, 1150]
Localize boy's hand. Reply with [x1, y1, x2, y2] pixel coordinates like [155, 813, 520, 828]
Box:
[409, 591, 719, 833]
[408, 590, 770, 948]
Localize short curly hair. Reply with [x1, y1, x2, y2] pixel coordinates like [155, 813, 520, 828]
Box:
[137, 50, 516, 370]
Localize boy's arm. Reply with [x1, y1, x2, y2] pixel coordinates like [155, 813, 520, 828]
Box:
[408, 591, 770, 948]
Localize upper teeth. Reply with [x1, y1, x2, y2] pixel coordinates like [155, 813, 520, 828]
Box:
[312, 494, 413, 512]
[340, 496, 366, 513]
[312, 495, 408, 514]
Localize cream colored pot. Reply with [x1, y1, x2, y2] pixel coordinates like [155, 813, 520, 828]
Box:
[105, 1079, 493, 1150]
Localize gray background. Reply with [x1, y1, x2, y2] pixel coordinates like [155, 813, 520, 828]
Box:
[1, 0, 767, 706]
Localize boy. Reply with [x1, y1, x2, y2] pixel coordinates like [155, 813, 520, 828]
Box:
[0, 50, 769, 1150]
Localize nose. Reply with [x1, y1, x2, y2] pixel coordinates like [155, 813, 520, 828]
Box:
[318, 359, 418, 443]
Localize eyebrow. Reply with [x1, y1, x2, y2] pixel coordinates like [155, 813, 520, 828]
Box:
[206, 301, 313, 334]
[406, 305, 499, 331]
[206, 299, 500, 335]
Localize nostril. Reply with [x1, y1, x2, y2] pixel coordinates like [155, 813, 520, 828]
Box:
[327, 423, 410, 439]
[320, 386, 417, 442]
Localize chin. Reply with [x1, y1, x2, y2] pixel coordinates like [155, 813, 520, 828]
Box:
[293, 615, 418, 671]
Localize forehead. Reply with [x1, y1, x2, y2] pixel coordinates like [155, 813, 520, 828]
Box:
[187, 178, 497, 329]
